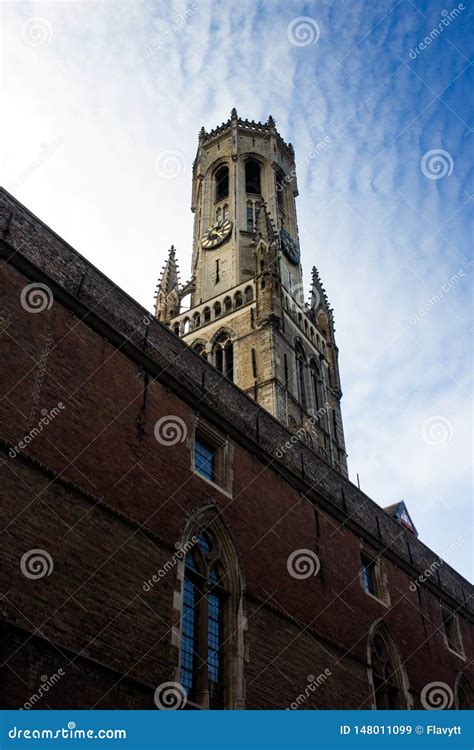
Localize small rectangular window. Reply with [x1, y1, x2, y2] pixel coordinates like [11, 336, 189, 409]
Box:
[193, 420, 232, 494]
[246, 204, 254, 231]
[360, 549, 388, 603]
[194, 438, 215, 482]
[361, 556, 377, 596]
[442, 609, 463, 654]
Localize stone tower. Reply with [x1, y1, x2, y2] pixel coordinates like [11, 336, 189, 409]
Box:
[155, 110, 348, 476]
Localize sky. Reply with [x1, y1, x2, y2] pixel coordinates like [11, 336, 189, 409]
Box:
[1, 0, 472, 580]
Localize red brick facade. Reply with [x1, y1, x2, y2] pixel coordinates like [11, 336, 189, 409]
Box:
[0, 189, 472, 709]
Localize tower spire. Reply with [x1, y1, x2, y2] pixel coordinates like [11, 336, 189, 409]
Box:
[154, 245, 181, 323]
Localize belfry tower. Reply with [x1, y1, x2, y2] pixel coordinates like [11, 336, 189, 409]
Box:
[155, 109, 348, 476]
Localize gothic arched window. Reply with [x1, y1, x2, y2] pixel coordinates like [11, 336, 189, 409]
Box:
[246, 200, 254, 231]
[193, 342, 207, 360]
[295, 340, 307, 410]
[455, 673, 472, 709]
[310, 358, 323, 413]
[215, 166, 229, 202]
[179, 513, 243, 709]
[193, 312, 201, 329]
[370, 626, 407, 710]
[214, 301, 222, 318]
[203, 307, 211, 323]
[245, 159, 261, 195]
[223, 296, 232, 313]
[213, 332, 234, 381]
[244, 286, 253, 303]
[234, 291, 243, 308]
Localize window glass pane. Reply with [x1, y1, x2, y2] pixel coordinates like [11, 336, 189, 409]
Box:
[198, 531, 212, 554]
[247, 204, 254, 231]
[180, 578, 198, 695]
[195, 439, 215, 481]
[361, 558, 377, 596]
[208, 592, 224, 708]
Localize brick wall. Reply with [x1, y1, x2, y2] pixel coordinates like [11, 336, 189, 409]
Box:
[0, 188, 472, 709]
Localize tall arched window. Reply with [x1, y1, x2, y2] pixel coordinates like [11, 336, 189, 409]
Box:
[295, 340, 307, 409]
[244, 286, 253, 303]
[245, 159, 261, 195]
[234, 291, 243, 308]
[223, 296, 232, 313]
[369, 625, 408, 710]
[215, 166, 229, 202]
[179, 512, 244, 709]
[193, 342, 207, 360]
[310, 359, 322, 412]
[203, 307, 211, 323]
[455, 673, 472, 709]
[213, 332, 234, 381]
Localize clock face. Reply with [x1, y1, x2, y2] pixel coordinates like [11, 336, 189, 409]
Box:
[201, 218, 233, 249]
[280, 228, 300, 265]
